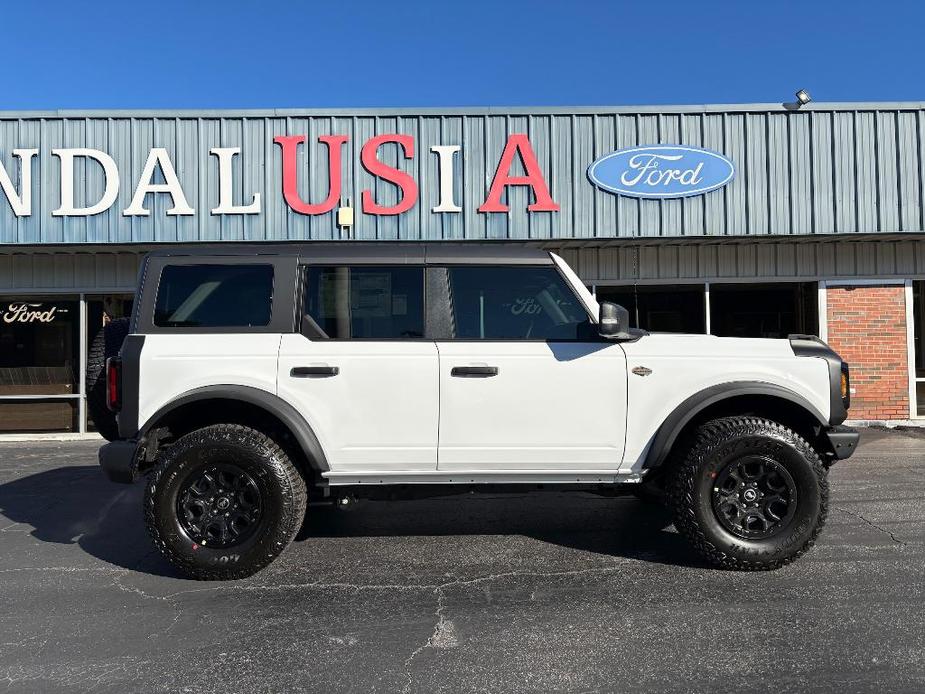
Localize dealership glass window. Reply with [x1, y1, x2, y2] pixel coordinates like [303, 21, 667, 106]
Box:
[304, 266, 425, 339]
[154, 264, 273, 328]
[446, 266, 592, 340]
[0, 400, 79, 434]
[911, 281, 925, 416]
[709, 283, 818, 339]
[596, 285, 706, 333]
[0, 297, 81, 432]
[0, 298, 79, 396]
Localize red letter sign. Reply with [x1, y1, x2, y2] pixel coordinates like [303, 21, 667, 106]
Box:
[274, 134, 347, 215]
[361, 134, 418, 215]
[479, 134, 559, 212]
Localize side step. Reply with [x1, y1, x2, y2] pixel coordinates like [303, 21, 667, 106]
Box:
[320, 470, 644, 486]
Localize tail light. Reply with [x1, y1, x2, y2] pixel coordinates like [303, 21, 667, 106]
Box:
[106, 357, 122, 412]
[840, 363, 850, 409]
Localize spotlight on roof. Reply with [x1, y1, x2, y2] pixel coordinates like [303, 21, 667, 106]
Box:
[795, 89, 812, 106]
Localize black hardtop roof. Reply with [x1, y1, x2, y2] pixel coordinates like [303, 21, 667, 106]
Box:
[144, 242, 553, 265]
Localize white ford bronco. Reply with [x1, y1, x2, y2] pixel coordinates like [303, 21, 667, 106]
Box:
[94, 243, 858, 580]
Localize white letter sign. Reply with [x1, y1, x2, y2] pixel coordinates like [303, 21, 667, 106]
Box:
[430, 144, 461, 213]
[52, 149, 120, 216]
[210, 147, 261, 215]
[124, 148, 194, 216]
[0, 149, 38, 217]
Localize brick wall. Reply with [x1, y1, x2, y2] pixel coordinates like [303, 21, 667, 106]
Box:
[826, 285, 909, 420]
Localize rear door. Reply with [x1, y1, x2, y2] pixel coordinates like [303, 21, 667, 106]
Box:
[277, 265, 439, 472]
[435, 265, 627, 471]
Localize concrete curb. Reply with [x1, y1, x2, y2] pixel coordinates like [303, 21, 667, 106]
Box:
[0, 433, 104, 443]
[846, 419, 925, 428]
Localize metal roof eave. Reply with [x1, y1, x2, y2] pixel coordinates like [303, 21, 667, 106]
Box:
[1, 101, 924, 120]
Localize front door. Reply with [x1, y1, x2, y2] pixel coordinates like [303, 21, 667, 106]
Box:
[435, 265, 627, 471]
[277, 265, 439, 472]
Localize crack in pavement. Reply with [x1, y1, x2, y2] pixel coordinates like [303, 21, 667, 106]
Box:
[107, 563, 628, 694]
[834, 506, 908, 546]
[396, 565, 624, 694]
[107, 562, 630, 603]
[0, 566, 123, 575]
[403, 583, 463, 694]
[97, 562, 628, 694]
[110, 549, 186, 634]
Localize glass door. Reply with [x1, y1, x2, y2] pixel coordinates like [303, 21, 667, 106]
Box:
[85, 294, 134, 433]
[911, 282, 925, 417]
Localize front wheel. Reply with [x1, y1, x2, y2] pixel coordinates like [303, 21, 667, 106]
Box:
[144, 424, 307, 580]
[668, 416, 828, 570]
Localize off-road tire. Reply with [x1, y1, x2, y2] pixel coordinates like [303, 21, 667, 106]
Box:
[668, 416, 828, 571]
[144, 424, 307, 580]
[86, 317, 130, 441]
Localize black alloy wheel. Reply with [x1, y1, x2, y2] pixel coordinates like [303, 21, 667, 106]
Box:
[711, 456, 797, 539]
[177, 463, 264, 548]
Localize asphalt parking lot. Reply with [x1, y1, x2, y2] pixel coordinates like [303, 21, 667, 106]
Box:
[0, 429, 922, 694]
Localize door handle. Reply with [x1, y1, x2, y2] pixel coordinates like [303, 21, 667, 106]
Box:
[451, 366, 499, 378]
[291, 366, 339, 378]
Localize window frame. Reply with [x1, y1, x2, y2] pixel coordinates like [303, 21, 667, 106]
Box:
[298, 264, 429, 341]
[136, 256, 298, 335]
[431, 264, 600, 343]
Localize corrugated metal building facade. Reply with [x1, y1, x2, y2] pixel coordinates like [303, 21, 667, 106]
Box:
[1, 102, 925, 431]
[1, 103, 924, 244]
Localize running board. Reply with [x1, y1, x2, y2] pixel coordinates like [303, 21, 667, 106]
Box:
[320, 470, 645, 486]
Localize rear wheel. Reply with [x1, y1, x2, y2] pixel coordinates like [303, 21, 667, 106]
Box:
[668, 416, 828, 570]
[144, 424, 307, 580]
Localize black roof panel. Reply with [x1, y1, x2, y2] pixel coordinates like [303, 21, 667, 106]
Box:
[144, 241, 552, 265]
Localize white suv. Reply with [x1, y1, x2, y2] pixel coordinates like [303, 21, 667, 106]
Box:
[94, 243, 858, 579]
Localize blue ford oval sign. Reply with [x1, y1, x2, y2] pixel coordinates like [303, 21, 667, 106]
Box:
[587, 145, 735, 199]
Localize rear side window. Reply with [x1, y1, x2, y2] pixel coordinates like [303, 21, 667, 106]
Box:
[154, 264, 274, 328]
[447, 266, 591, 340]
[304, 266, 424, 339]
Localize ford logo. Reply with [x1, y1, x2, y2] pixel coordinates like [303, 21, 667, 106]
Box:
[587, 145, 735, 199]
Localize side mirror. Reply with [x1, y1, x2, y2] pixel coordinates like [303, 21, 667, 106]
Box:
[599, 301, 630, 339]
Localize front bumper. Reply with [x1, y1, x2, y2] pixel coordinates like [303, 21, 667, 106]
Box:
[821, 425, 860, 460]
[98, 439, 141, 483]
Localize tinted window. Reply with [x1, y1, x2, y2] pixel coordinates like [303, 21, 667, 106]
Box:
[597, 285, 706, 333]
[154, 265, 273, 328]
[447, 266, 591, 340]
[305, 266, 424, 339]
[710, 282, 818, 339]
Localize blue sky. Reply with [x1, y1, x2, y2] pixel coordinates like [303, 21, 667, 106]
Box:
[2, 0, 922, 109]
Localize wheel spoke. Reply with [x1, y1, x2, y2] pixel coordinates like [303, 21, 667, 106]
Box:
[763, 495, 788, 521]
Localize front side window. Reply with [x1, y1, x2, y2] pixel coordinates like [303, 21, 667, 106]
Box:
[154, 264, 273, 328]
[304, 266, 424, 339]
[447, 266, 591, 340]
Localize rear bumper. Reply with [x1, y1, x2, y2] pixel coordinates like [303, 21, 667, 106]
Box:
[821, 425, 860, 460]
[98, 439, 141, 483]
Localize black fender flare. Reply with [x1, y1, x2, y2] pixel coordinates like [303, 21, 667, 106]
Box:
[139, 385, 329, 472]
[642, 381, 828, 470]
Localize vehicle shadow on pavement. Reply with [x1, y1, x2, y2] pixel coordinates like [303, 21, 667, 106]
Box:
[0, 466, 706, 575]
[301, 492, 708, 569]
[0, 465, 181, 578]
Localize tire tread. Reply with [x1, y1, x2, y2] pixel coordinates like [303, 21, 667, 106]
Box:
[144, 423, 307, 580]
[667, 415, 828, 571]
